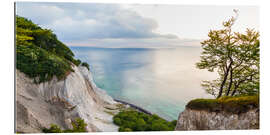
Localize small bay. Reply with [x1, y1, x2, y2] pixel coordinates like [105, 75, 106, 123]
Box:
[71, 46, 217, 121]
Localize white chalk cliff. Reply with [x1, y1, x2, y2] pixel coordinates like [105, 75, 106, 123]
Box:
[16, 65, 121, 133]
[175, 108, 259, 130]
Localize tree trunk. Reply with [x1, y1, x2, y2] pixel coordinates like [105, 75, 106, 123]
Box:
[231, 82, 240, 96]
[231, 89, 237, 96]
[217, 61, 233, 98]
[226, 67, 233, 96]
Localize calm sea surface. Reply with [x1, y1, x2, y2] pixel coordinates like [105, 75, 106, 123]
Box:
[70, 46, 217, 121]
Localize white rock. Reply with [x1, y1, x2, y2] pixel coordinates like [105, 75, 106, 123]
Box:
[16, 65, 119, 133]
[175, 108, 259, 130]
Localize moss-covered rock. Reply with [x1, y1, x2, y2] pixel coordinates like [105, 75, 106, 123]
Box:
[186, 95, 259, 114]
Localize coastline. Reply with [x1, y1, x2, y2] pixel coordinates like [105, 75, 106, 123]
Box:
[114, 99, 153, 115]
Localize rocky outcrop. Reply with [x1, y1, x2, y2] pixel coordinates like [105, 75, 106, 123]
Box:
[175, 108, 259, 130]
[16, 65, 120, 133]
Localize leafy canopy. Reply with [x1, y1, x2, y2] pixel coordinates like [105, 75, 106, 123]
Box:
[196, 10, 259, 98]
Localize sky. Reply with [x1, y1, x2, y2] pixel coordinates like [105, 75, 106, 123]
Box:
[16, 2, 259, 48]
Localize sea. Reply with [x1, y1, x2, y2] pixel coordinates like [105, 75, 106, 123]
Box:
[70, 46, 217, 121]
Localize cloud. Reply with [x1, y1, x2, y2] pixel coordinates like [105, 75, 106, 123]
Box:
[66, 38, 201, 48]
[16, 2, 198, 47]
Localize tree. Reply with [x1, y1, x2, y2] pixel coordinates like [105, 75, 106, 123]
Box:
[196, 10, 259, 98]
[229, 30, 259, 96]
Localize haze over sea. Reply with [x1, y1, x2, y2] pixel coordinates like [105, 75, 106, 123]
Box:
[71, 46, 217, 121]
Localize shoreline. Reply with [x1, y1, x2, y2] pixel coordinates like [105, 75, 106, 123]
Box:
[113, 99, 153, 115]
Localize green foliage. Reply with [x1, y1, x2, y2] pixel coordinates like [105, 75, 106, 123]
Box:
[16, 27, 34, 46]
[42, 124, 62, 133]
[113, 117, 122, 125]
[16, 16, 76, 60]
[73, 59, 81, 66]
[16, 44, 73, 83]
[81, 62, 90, 70]
[113, 110, 176, 132]
[186, 95, 259, 113]
[16, 16, 83, 83]
[70, 118, 88, 132]
[42, 118, 87, 133]
[16, 16, 41, 30]
[196, 11, 260, 98]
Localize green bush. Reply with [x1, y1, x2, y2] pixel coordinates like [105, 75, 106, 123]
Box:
[81, 62, 90, 70]
[71, 118, 88, 132]
[42, 118, 87, 133]
[73, 59, 81, 66]
[186, 94, 259, 113]
[119, 127, 132, 132]
[113, 117, 122, 125]
[42, 124, 62, 133]
[113, 110, 176, 132]
[16, 44, 73, 83]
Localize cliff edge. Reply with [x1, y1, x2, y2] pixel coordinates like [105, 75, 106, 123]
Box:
[16, 65, 120, 133]
[175, 96, 259, 130]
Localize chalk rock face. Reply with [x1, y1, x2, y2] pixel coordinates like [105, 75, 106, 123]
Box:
[175, 108, 259, 130]
[16, 66, 119, 133]
[78, 66, 116, 105]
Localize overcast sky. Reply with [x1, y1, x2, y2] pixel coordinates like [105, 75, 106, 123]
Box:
[16, 2, 259, 48]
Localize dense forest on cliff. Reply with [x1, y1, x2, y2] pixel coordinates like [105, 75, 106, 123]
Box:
[16, 16, 89, 83]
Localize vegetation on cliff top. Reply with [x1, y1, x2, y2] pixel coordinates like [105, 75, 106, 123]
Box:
[42, 118, 87, 133]
[186, 94, 259, 114]
[81, 62, 90, 70]
[113, 110, 177, 132]
[16, 16, 88, 83]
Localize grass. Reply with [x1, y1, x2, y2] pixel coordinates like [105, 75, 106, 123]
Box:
[186, 94, 259, 114]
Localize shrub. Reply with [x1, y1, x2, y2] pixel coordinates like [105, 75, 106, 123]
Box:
[16, 44, 73, 83]
[42, 118, 87, 133]
[81, 62, 90, 70]
[113, 110, 176, 131]
[70, 118, 88, 132]
[113, 117, 122, 125]
[122, 127, 132, 132]
[42, 124, 62, 133]
[73, 59, 81, 66]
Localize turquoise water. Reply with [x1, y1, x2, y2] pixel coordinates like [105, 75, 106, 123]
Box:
[70, 47, 217, 121]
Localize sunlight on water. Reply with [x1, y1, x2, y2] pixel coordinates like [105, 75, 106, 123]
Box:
[71, 47, 218, 121]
